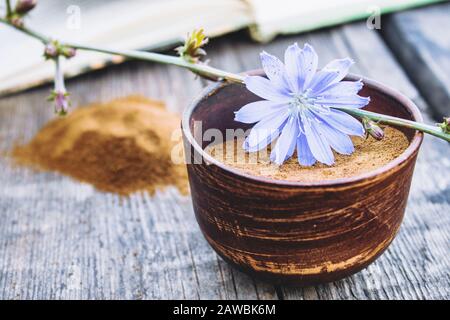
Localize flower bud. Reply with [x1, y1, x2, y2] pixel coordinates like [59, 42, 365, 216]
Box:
[15, 0, 37, 15]
[9, 14, 24, 28]
[438, 117, 450, 134]
[363, 118, 384, 140]
[43, 41, 59, 59]
[175, 28, 209, 63]
[54, 91, 69, 115]
[47, 90, 69, 116]
[61, 46, 77, 59]
[48, 56, 70, 115]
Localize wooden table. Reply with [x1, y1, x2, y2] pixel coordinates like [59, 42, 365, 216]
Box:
[0, 4, 449, 300]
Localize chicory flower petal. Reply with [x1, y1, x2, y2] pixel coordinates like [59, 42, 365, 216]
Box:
[234, 100, 286, 124]
[244, 76, 291, 102]
[235, 43, 370, 166]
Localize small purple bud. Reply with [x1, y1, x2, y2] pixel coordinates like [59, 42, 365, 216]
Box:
[54, 91, 69, 115]
[15, 0, 37, 15]
[48, 90, 70, 115]
[44, 42, 58, 59]
[9, 14, 24, 28]
[61, 46, 77, 59]
[363, 118, 384, 140]
[438, 117, 450, 134]
[48, 56, 70, 115]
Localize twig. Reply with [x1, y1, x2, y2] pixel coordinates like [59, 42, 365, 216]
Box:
[0, 16, 449, 142]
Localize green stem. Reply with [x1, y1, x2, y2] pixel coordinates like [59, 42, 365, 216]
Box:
[69, 43, 245, 83]
[0, 16, 48, 42]
[0, 17, 244, 83]
[5, 0, 11, 17]
[0, 16, 449, 142]
[334, 106, 450, 142]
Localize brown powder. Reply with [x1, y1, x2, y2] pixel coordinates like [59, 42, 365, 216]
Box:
[205, 126, 410, 182]
[12, 96, 188, 195]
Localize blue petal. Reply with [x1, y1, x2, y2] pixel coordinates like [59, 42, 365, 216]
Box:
[307, 70, 340, 94]
[270, 116, 298, 165]
[234, 100, 287, 124]
[297, 133, 316, 166]
[244, 109, 290, 152]
[283, 43, 319, 93]
[300, 44, 319, 91]
[244, 76, 291, 102]
[313, 109, 365, 136]
[285, 133, 298, 161]
[323, 58, 354, 75]
[260, 51, 293, 93]
[284, 43, 303, 93]
[319, 80, 363, 97]
[308, 58, 354, 93]
[319, 123, 354, 155]
[303, 116, 335, 165]
[244, 130, 281, 153]
[316, 95, 370, 109]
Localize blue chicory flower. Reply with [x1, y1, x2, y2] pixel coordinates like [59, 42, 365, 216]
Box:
[234, 43, 370, 166]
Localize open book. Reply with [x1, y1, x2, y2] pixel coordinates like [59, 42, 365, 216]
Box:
[0, 0, 442, 95]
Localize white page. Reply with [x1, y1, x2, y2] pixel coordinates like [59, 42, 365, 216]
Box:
[248, 0, 444, 41]
[0, 0, 250, 95]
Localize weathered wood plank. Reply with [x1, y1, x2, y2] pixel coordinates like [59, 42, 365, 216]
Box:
[0, 59, 278, 300]
[382, 2, 450, 119]
[0, 21, 449, 300]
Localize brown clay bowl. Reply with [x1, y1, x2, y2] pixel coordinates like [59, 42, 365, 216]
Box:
[181, 71, 423, 286]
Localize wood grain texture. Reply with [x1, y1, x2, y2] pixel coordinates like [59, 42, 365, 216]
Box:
[0, 22, 449, 299]
[382, 2, 450, 119]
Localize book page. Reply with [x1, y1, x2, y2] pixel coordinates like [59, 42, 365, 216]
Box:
[0, 0, 251, 95]
[247, 0, 444, 41]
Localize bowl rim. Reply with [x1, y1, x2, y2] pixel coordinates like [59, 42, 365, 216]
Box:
[182, 72, 424, 187]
